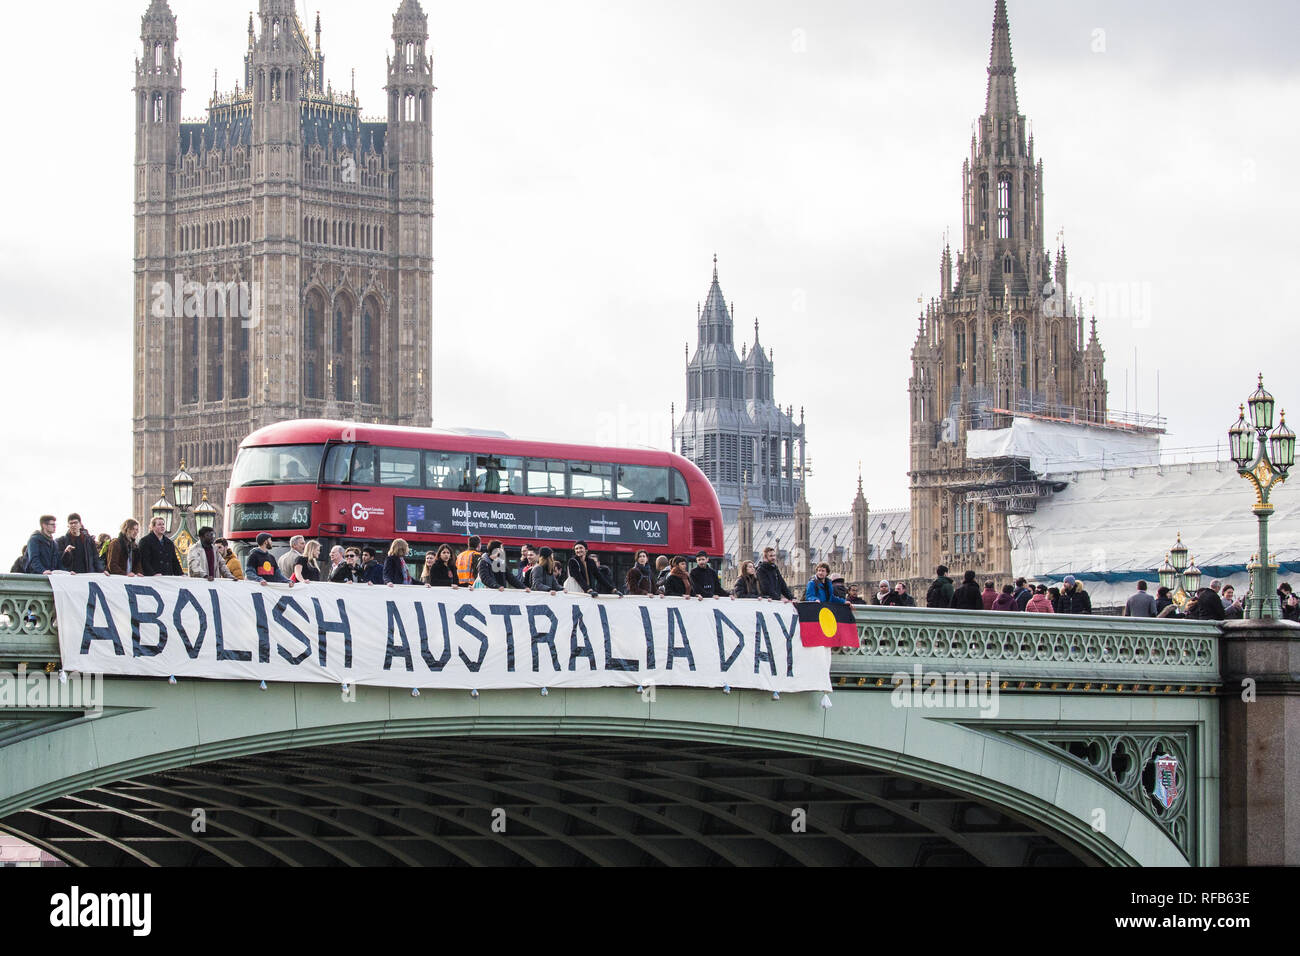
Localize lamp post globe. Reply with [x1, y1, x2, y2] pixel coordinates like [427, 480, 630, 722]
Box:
[1270, 411, 1295, 476]
[150, 487, 175, 534]
[1229, 405, 1251, 469]
[1157, 555, 1176, 592]
[193, 489, 218, 533]
[1169, 532, 1189, 574]
[1248, 374, 1275, 431]
[171, 461, 195, 511]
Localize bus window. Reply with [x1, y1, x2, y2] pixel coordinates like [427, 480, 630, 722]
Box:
[230, 444, 325, 487]
[425, 451, 472, 492]
[351, 447, 377, 486]
[379, 447, 422, 488]
[322, 444, 353, 485]
[569, 462, 613, 500]
[670, 469, 692, 506]
[474, 455, 524, 495]
[525, 459, 566, 497]
[615, 465, 670, 504]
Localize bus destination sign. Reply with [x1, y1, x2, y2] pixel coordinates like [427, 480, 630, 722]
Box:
[229, 501, 313, 533]
[394, 497, 669, 547]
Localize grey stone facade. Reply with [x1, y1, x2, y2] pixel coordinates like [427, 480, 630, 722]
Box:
[908, 0, 1108, 585]
[132, 0, 434, 529]
[672, 258, 806, 525]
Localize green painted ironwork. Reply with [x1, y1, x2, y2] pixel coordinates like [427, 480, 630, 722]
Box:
[0, 575, 1223, 865]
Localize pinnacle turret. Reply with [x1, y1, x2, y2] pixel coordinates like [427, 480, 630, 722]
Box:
[985, 0, 1018, 119]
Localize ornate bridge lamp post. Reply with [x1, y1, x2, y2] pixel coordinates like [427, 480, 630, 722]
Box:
[168, 461, 196, 555]
[1157, 533, 1202, 608]
[1228, 375, 1296, 619]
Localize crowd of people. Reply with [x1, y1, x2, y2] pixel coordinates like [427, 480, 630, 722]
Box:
[8, 517, 837, 604]
[911, 564, 1300, 621]
[15, 515, 1300, 620]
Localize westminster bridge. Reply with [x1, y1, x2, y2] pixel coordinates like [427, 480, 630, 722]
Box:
[0, 575, 1294, 867]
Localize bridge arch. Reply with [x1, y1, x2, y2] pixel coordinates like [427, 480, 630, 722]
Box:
[0, 680, 1189, 866]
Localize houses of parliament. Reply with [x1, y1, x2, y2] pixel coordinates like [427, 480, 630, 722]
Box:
[131, 0, 434, 523]
[906, 0, 1111, 585]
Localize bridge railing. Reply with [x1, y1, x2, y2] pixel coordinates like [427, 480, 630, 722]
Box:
[0, 575, 1222, 689]
[837, 605, 1221, 690]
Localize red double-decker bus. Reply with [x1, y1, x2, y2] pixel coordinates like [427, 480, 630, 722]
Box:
[223, 420, 723, 582]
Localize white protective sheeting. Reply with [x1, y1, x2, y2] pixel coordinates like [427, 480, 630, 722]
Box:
[966, 417, 1160, 474]
[1008, 459, 1300, 608]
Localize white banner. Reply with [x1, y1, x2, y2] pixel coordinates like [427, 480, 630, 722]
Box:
[49, 577, 830, 693]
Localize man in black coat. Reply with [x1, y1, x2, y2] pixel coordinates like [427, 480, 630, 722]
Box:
[138, 517, 182, 577]
[1057, 575, 1093, 615]
[56, 513, 103, 574]
[949, 570, 984, 610]
[756, 547, 794, 601]
[689, 551, 723, 598]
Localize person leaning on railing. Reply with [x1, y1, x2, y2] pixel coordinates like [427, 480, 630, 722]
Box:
[216, 539, 244, 580]
[105, 519, 142, 577]
[805, 563, 845, 604]
[663, 556, 693, 597]
[756, 547, 794, 602]
[732, 560, 760, 599]
[186, 526, 234, 581]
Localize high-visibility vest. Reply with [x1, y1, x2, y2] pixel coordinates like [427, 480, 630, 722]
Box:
[455, 549, 481, 585]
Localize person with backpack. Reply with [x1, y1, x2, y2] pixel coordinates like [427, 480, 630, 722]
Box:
[925, 566, 955, 608]
[1013, 577, 1033, 612]
[949, 570, 984, 610]
[456, 535, 482, 586]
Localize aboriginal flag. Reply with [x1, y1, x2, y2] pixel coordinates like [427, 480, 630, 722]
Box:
[797, 602, 858, 648]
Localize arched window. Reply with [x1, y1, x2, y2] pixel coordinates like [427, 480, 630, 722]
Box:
[333, 298, 354, 401]
[303, 290, 326, 399]
[154, 41, 163, 69]
[978, 175, 989, 238]
[1013, 319, 1028, 390]
[997, 176, 1011, 239]
[954, 320, 966, 388]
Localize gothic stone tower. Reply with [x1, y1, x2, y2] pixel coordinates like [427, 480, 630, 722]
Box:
[908, 0, 1108, 583]
[673, 258, 807, 524]
[131, 0, 434, 528]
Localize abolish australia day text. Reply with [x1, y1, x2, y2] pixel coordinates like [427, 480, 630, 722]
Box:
[49, 578, 831, 694]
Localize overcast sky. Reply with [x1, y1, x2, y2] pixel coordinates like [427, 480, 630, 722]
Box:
[2, 0, 1298, 557]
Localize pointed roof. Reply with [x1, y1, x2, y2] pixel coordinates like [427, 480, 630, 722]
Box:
[985, 0, 1019, 118]
[700, 255, 731, 329]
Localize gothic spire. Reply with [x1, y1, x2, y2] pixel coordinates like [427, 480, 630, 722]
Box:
[985, 0, 1019, 118]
